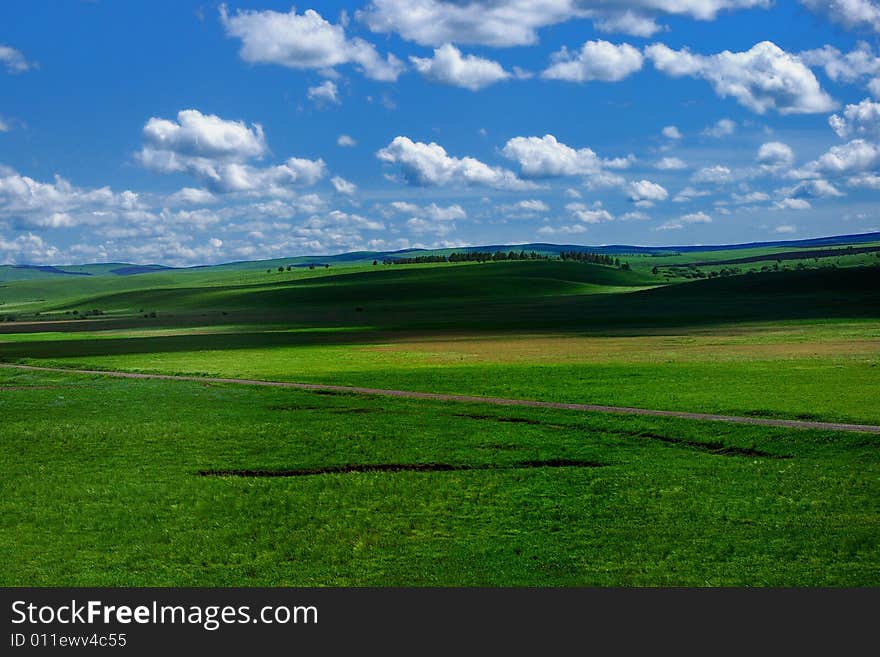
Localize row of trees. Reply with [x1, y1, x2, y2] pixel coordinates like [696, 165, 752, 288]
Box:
[383, 250, 631, 268]
[383, 250, 551, 265]
[558, 251, 620, 266]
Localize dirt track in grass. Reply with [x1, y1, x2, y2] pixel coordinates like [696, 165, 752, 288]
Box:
[3, 362, 880, 434]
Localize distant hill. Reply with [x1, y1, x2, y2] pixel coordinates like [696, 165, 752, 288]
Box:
[1, 231, 878, 281]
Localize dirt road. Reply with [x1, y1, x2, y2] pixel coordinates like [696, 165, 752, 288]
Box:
[3, 363, 879, 434]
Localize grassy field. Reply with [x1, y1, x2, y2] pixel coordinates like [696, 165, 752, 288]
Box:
[2, 367, 877, 586]
[1, 243, 879, 585]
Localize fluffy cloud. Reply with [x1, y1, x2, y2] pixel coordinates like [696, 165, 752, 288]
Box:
[220, 5, 404, 82]
[692, 165, 733, 183]
[566, 202, 613, 223]
[512, 199, 550, 213]
[542, 40, 643, 83]
[0, 232, 58, 264]
[0, 167, 142, 229]
[357, 1, 771, 47]
[406, 217, 456, 236]
[646, 41, 836, 114]
[829, 98, 880, 140]
[0, 45, 35, 74]
[656, 157, 687, 170]
[308, 80, 340, 105]
[500, 134, 630, 178]
[774, 198, 811, 210]
[330, 176, 357, 195]
[165, 187, 217, 206]
[800, 42, 880, 85]
[702, 118, 737, 138]
[337, 134, 357, 147]
[138, 110, 325, 195]
[799, 0, 880, 34]
[847, 173, 880, 188]
[804, 140, 880, 176]
[593, 10, 663, 37]
[662, 125, 683, 139]
[410, 44, 511, 90]
[141, 109, 267, 161]
[757, 142, 795, 168]
[791, 97, 880, 180]
[627, 179, 669, 202]
[377, 136, 533, 189]
[498, 199, 551, 218]
[389, 201, 467, 221]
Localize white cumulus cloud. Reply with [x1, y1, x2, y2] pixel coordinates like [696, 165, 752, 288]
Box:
[566, 202, 613, 223]
[757, 142, 795, 168]
[627, 179, 669, 202]
[377, 136, 533, 189]
[803, 139, 880, 176]
[692, 165, 733, 183]
[357, 1, 771, 47]
[389, 201, 467, 221]
[774, 198, 811, 210]
[656, 157, 687, 170]
[308, 80, 341, 105]
[166, 188, 217, 206]
[501, 134, 630, 178]
[646, 41, 836, 114]
[702, 118, 737, 138]
[220, 5, 404, 81]
[331, 176, 357, 195]
[542, 40, 643, 83]
[800, 42, 880, 85]
[142, 109, 267, 161]
[829, 98, 880, 140]
[799, 0, 880, 34]
[410, 44, 511, 90]
[137, 109, 325, 195]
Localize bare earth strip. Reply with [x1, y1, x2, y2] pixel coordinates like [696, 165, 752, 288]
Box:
[3, 363, 880, 434]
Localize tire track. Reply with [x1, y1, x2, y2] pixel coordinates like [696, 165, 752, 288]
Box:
[3, 363, 879, 434]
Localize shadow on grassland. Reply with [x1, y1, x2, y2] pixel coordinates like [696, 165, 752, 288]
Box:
[0, 266, 877, 361]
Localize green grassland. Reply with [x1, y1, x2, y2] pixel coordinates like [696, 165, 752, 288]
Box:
[1, 260, 878, 423]
[2, 368, 877, 586]
[1, 240, 879, 585]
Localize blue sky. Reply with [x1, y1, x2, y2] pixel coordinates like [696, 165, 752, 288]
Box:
[1, 0, 879, 265]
